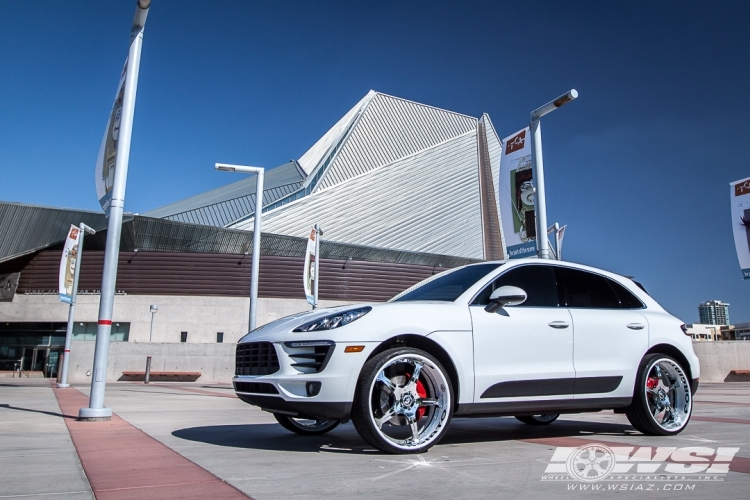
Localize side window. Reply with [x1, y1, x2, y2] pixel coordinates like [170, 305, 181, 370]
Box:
[558, 267, 620, 308]
[472, 265, 559, 307]
[608, 279, 645, 309]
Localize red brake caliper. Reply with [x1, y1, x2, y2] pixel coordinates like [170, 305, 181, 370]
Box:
[416, 379, 427, 420]
[647, 377, 659, 389]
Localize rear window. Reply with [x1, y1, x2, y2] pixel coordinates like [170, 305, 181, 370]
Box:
[391, 263, 503, 302]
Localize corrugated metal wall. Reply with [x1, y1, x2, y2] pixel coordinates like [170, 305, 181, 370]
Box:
[4, 250, 449, 302]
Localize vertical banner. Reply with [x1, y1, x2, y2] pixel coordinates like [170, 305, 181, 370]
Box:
[95, 61, 128, 216]
[499, 127, 537, 258]
[59, 225, 81, 304]
[303, 226, 317, 305]
[731, 177, 750, 279]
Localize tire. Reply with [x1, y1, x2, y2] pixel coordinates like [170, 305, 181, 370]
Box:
[625, 353, 692, 436]
[273, 413, 340, 435]
[515, 414, 560, 426]
[351, 347, 453, 454]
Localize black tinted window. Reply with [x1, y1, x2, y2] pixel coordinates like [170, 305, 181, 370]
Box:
[472, 265, 559, 307]
[608, 280, 645, 309]
[393, 263, 503, 302]
[558, 267, 620, 308]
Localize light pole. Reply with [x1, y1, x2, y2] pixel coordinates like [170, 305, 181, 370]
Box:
[215, 163, 265, 331]
[57, 223, 96, 388]
[530, 89, 578, 259]
[149, 304, 158, 342]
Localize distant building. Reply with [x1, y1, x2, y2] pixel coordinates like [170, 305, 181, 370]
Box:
[685, 324, 722, 341]
[720, 323, 750, 341]
[698, 300, 730, 325]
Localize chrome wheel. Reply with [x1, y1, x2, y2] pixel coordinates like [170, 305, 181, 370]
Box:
[626, 354, 692, 435]
[274, 413, 340, 435]
[644, 358, 691, 431]
[352, 348, 452, 453]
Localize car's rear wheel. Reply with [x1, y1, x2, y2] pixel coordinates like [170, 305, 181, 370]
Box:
[626, 354, 692, 435]
[515, 414, 560, 425]
[273, 414, 340, 435]
[351, 348, 453, 454]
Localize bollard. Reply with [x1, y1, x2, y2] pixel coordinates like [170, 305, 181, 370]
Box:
[144, 356, 152, 384]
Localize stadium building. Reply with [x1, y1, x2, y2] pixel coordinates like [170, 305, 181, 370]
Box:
[0, 91, 507, 380]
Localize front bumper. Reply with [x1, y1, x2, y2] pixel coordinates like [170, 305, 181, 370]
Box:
[233, 340, 378, 421]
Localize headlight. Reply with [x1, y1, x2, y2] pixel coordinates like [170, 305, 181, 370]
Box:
[293, 307, 372, 332]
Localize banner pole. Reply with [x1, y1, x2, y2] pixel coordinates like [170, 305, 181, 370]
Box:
[80, 1, 150, 421]
[313, 224, 322, 309]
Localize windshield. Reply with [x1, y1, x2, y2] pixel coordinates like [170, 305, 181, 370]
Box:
[391, 263, 503, 302]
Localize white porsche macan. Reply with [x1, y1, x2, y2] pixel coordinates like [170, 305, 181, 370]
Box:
[233, 259, 699, 454]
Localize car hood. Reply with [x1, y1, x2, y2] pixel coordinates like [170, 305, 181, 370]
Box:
[239, 301, 471, 344]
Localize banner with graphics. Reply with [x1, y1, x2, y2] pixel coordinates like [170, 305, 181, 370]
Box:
[95, 60, 128, 216]
[730, 177, 750, 279]
[59, 225, 81, 303]
[499, 127, 536, 258]
[303, 226, 317, 304]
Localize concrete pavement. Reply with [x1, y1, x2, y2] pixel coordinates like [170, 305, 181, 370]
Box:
[2, 379, 750, 499]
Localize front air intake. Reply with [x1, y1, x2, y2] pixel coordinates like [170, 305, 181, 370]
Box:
[236, 342, 280, 376]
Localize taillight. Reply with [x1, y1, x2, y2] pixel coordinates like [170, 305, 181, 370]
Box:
[680, 324, 690, 336]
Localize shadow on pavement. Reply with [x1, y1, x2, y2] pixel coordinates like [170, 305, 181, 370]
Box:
[0, 403, 75, 419]
[172, 416, 636, 454]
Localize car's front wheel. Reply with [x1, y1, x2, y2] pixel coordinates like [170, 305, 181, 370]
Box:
[273, 414, 340, 435]
[515, 414, 560, 425]
[351, 348, 453, 454]
[626, 354, 692, 435]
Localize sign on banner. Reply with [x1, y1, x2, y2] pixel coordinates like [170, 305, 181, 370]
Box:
[59, 225, 81, 304]
[730, 177, 750, 279]
[94, 60, 128, 216]
[303, 226, 317, 305]
[499, 127, 537, 258]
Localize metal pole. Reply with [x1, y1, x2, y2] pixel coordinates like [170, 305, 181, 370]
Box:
[58, 223, 96, 388]
[529, 89, 578, 260]
[144, 356, 151, 384]
[530, 119, 550, 259]
[313, 224, 322, 309]
[149, 305, 157, 342]
[215, 163, 265, 331]
[80, 1, 149, 421]
[554, 222, 561, 260]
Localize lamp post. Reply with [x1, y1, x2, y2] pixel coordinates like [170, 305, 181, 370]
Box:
[530, 89, 578, 259]
[57, 223, 96, 388]
[149, 304, 158, 342]
[215, 163, 265, 331]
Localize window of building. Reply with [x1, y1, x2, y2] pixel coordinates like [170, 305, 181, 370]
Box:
[472, 264, 559, 307]
[180, 331, 188, 343]
[72, 322, 130, 342]
[216, 332, 224, 343]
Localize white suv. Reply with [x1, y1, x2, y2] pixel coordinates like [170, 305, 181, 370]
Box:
[234, 259, 699, 454]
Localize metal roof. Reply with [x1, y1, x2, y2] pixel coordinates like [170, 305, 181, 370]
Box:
[314, 93, 477, 191]
[0, 202, 110, 263]
[0, 202, 478, 268]
[233, 131, 485, 259]
[144, 161, 306, 226]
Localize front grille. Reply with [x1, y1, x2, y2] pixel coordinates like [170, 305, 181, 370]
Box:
[233, 381, 279, 394]
[236, 342, 280, 376]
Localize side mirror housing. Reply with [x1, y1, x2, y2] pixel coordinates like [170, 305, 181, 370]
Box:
[484, 286, 527, 313]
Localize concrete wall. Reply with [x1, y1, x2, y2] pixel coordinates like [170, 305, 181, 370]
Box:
[693, 341, 750, 383]
[66, 341, 237, 384]
[1, 294, 354, 343]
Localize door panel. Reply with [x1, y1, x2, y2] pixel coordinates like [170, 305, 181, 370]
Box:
[471, 306, 575, 401]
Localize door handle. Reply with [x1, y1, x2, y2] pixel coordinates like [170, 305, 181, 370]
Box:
[548, 321, 570, 329]
[627, 323, 645, 330]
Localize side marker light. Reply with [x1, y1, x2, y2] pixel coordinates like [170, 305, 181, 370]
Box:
[344, 345, 365, 353]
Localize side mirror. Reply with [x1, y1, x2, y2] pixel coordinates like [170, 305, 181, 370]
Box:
[484, 286, 527, 313]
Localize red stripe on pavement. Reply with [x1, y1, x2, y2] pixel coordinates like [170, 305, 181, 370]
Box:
[692, 416, 750, 425]
[52, 386, 251, 500]
[520, 435, 750, 474]
[98, 320, 112, 325]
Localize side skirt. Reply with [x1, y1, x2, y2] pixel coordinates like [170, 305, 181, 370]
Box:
[453, 397, 632, 418]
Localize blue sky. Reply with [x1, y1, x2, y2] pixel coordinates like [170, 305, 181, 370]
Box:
[1, 1, 748, 323]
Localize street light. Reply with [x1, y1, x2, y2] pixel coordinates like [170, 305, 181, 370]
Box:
[530, 89, 578, 259]
[149, 304, 158, 342]
[215, 163, 265, 331]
